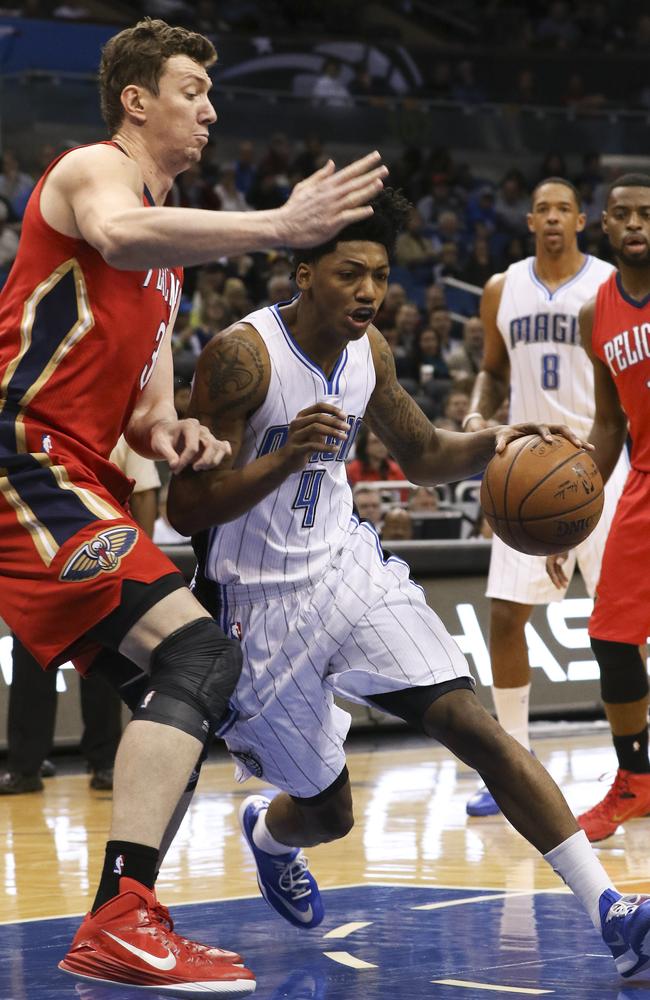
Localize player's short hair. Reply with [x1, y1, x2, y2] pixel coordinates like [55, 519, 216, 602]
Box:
[606, 172, 650, 203]
[292, 187, 411, 268]
[531, 177, 581, 210]
[99, 18, 217, 135]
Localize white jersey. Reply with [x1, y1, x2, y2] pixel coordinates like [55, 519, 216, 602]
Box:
[497, 255, 614, 437]
[200, 303, 376, 596]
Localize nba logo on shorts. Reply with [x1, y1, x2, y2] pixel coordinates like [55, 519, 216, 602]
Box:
[229, 621, 242, 641]
[113, 854, 124, 876]
[41, 434, 53, 454]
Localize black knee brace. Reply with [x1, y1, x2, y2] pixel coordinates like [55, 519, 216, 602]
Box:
[90, 648, 150, 712]
[132, 618, 243, 743]
[591, 637, 648, 704]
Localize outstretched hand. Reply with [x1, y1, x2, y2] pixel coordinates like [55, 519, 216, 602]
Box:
[281, 152, 388, 248]
[493, 422, 593, 454]
[151, 418, 232, 474]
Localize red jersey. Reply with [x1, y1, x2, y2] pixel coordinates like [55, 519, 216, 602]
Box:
[0, 141, 183, 495]
[592, 271, 650, 471]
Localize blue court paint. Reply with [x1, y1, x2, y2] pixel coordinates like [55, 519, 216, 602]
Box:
[1, 885, 648, 1000]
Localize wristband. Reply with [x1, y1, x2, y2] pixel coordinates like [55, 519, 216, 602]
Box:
[461, 411, 485, 431]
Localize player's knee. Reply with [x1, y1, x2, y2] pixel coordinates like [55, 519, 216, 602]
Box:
[591, 637, 648, 704]
[132, 618, 243, 743]
[490, 599, 528, 639]
[311, 802, 354, 842]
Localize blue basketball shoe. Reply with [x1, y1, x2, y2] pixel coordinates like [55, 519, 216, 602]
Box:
[600, 889, 650, 977]
[239, 795, 324, 929]
[466, 783, 500, 816]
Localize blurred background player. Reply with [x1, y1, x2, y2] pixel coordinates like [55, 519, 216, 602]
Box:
[462, 177, 627, 816]
[548, 174, 650, 842]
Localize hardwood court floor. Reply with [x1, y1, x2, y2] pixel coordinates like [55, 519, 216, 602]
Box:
[3, 729, 650, 999]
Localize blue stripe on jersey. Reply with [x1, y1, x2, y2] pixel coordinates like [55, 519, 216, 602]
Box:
[528, 254, 592, 302]
[6, 457, 99, 543]
[270, 303, 349, 393]
[0, 266, 80, 456]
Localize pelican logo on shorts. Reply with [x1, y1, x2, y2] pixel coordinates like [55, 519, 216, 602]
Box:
[232, 750, 264, 778]
[59, 526, 139, 582]
[229, 621, 242, 641]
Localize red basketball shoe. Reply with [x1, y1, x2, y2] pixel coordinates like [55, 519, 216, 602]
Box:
[59, 877, 256, 995]
[578, 769, 650, 842]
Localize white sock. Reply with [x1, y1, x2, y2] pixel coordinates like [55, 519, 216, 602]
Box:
[544, 829, 613, 929]
[492, 683, 531, 750]
[252, 807, 293, 855]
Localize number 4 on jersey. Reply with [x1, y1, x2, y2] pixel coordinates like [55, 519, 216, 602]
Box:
[292, 469, 325, 528]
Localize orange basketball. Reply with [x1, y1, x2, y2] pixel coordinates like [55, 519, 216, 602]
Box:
[480, 434, 604, 556]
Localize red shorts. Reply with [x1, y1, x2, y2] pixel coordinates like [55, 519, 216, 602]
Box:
[589, 466, 650, 644]
[0, 454, 183, 671]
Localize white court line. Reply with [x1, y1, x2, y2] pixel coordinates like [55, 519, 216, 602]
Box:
[323, 921, 373, 939]
[324, 951, 377, 970]
[432, 979, 552, 995]
[412, 891, 532, 911]
[0, 881, 567, 926]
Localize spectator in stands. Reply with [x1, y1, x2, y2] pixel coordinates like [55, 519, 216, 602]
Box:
[461, 235, 494, 287]
[451, 60, 486, 104]
[291, 135, 327, 181]
[223, 276, 253, 317]
[424, 283, 447, 314]
[352, 484, 382, 527]
[348, 65, 390, 106]
[562, 71, 606, 111]
[494, 170, 529, 237]
[346, 425, 406, 490]
[466, 185, 497, 237]
[0, 150, 34, 220]
[190, 292, 232, 353]
[513, 69, 539, 105]
[265, 272, 295, 306]
[395, 207, 438, 278]
[408, 486, 439, 513]
[431, 209, 467, 262]
[168, 160, 221, 210]
[537, 1, 580, 48]
[412, 326, 451, 385]
[434, 242, 463, 282]
[428, 305, 456, 357]
[312, 57, 352, 108]
[234, 139, 256, 198]
[447, 316, 485, 381]
[214, 163, 251, 212]
[173, 374, 193, 421]
[437, 388, 471, 432]
[381, 506, 413, 542]
[0, 201, 19, 285]
[374, 282, 406, 333]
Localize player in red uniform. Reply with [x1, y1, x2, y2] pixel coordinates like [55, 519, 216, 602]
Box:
[0, 18, 386, 994]
[548, 174, 650, 842]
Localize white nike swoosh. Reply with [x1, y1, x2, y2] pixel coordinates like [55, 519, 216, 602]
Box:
[103, 931, 177, 971]
[264, 882, 314, 924]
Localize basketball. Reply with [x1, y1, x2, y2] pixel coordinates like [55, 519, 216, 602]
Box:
[480, 434, 604, 556]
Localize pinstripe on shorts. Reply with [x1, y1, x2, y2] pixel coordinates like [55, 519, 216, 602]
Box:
[216, 517, 472, 798]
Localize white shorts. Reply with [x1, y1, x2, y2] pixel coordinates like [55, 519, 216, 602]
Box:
[486, 448, 629, 604]
[213, 518, 472, 798]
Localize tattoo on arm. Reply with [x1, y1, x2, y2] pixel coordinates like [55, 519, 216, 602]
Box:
[367, 343, 437, 464]
[203, 334, 266, 413]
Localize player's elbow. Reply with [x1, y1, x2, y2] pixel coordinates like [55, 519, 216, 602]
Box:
[99, 218, 143, 270]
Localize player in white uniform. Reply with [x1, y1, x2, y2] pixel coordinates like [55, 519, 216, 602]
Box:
[464, 177, 627, 816]
[169, 188, 650, 979]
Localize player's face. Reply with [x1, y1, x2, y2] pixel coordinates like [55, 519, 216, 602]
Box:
[527, 183, 585, 254]
[603, 187, 650, 268]
[298, 241, 390, 341]
[145, 55, 216, 167]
